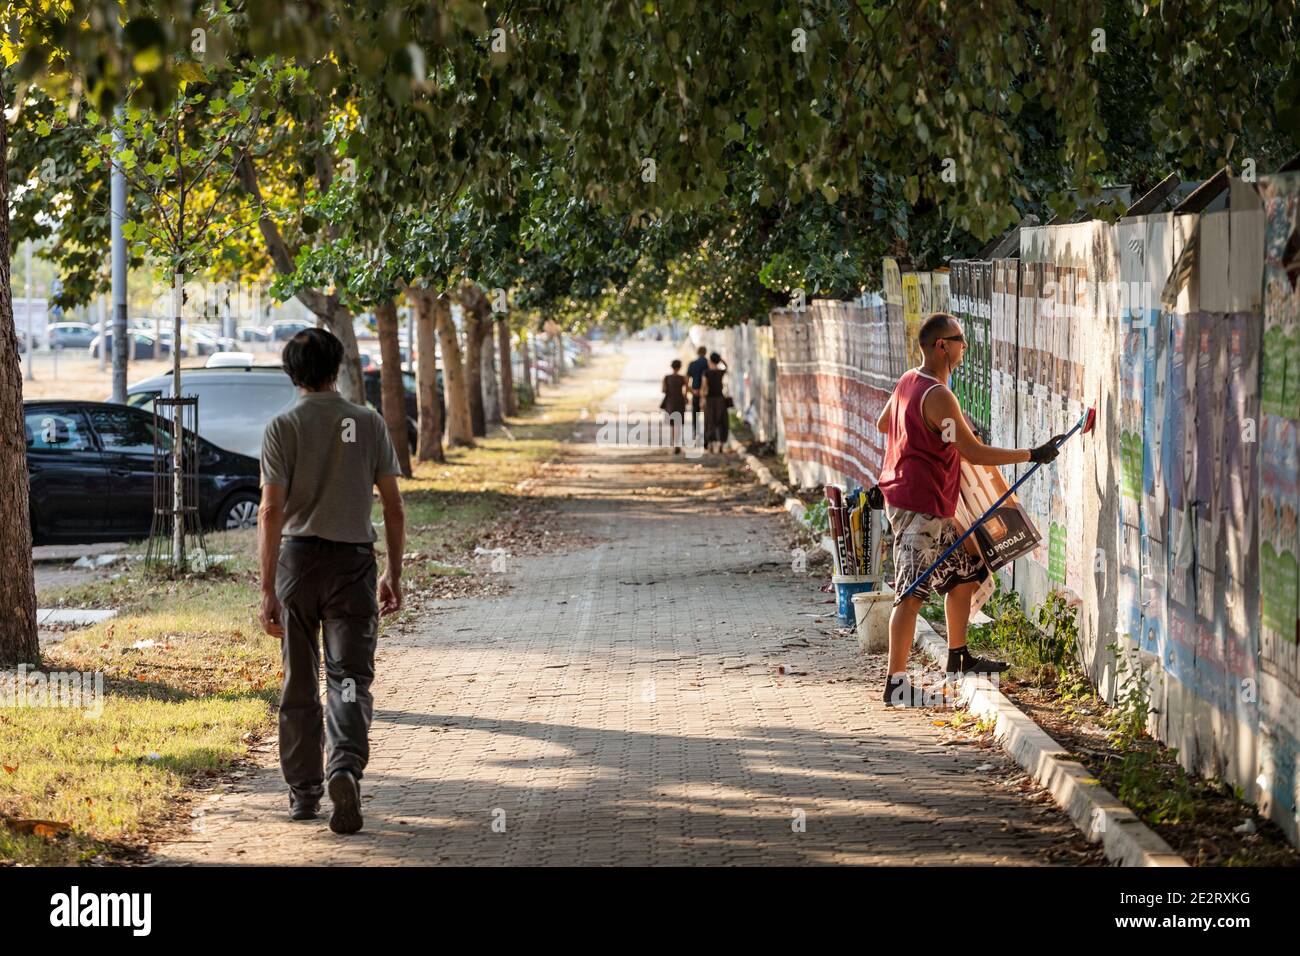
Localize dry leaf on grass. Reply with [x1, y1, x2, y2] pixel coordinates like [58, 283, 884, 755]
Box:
[1, 816, 72, 838]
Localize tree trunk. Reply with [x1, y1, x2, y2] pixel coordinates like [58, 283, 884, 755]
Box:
[522, 329, 534, 395]
[409, 288, 444, 463]
[461, 287, 487, 437]
[374, 298, 412, 477]
[482, 317, 501, 427]
[234, 153, 363, 403]
[0, 79, 40, 667]
[497, 317, 517, 417]
[323, 305, 365, 405]
[435, 294, 475, 447]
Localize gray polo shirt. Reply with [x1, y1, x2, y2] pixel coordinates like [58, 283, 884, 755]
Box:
[260, 391, 402, 544]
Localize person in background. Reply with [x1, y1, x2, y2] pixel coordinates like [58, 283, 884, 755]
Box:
[700, 352, 729, 453]
[686, 346, 709, 441]
[662, 358, 689, 454]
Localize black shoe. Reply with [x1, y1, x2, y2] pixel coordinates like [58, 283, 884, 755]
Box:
[327, 771, 363, 835]
[288, 788, 321, 821]
[289, 798, 320, 821]
[947, 644, 1010, 676]
[883, 675, 947, 708]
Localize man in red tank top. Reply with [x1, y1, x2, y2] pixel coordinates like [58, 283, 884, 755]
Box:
[876, 313, 1062, 707]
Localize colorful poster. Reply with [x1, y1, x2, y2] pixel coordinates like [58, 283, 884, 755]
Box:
[990, 258, 1019, 452]
[1117, 219, 1146, 647]
[1258, 174, 1300, 701]
[1018, 223, 1098, 588]
[901, 271, 923, 369]
[932, 270, 950, 313]
[882, 257, 907, 379]
[949, 260, 993, 439]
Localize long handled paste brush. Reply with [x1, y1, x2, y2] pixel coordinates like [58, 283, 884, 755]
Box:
[900, 406, 1097, 601]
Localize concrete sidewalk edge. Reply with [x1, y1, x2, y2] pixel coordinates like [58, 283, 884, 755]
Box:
[912, 618, 1186, 867]
[728, 437, 1186, 868]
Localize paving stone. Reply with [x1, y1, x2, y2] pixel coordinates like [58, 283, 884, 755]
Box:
[149, 344, 1096, 867]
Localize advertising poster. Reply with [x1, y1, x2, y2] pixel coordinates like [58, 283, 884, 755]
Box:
[901, 270, 923, 369]
[990, 258, 1020, 452]
[1117, 219, 1146, 647]
[1014, 222, 1105, 595]
[883, 257, 907, 379]
[949, 261, 971, 423]
[1142, 215, 1174, 662]
[931, 270, 950, 314]
[1258, 174, 1300, 705]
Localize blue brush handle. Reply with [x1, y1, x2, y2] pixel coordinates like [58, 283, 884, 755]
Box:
[899, 410, 1089, 600]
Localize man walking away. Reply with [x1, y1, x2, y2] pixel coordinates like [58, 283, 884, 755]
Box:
[686, 346, 709, 441]
[875, 313, 1061, 707]
[258, 328, 406, 833]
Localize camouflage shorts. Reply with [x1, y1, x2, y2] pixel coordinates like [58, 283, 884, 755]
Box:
[886, 504, 987, 606]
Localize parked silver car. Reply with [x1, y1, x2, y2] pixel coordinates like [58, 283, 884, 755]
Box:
[124, 366, 299, 459]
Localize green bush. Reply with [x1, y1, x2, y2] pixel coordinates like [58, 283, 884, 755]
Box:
[1031, 589, 1080, 676]
[967, 582, 1081, 686]
[803, 498, 830, 536]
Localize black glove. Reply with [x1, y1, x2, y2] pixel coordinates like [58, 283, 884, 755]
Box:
[1028, 435, 1066, 464]
[865, 484, 884, 511]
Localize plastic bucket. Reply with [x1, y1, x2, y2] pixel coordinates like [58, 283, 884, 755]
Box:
[833, 574, 878, 624]
[852, 589, 894, 654]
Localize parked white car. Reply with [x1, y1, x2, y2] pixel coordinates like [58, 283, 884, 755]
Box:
[205, 351, 257, 368]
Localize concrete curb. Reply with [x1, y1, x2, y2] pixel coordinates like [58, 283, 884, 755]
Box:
[727, 440, 1185, 867]
[37, 608, 118, 627]
[913, 617, 1187, 867]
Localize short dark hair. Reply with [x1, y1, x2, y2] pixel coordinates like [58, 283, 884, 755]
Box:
[709, 352, 722, 364]
[919, 312, 959, 349]
[671, 359, 682, 370]
[282, 327, 343, 390]
[696, 346, 707, 356]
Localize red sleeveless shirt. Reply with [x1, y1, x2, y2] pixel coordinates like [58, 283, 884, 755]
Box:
[877, 369, 961, 518]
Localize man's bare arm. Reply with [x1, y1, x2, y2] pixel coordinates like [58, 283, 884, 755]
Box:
[876, 396, 892, 434]
[257, 484, 287, 637]
[376, 474, 405, 615]
[923, 387, 1029, 466]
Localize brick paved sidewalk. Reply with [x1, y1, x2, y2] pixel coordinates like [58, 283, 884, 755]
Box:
[151, 342, 1099, 866]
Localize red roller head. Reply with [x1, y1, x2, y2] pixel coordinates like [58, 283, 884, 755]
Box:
[1082, 406, 1097, 434]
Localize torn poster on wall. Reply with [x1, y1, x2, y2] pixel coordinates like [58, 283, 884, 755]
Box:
[771, 299, 900, 490]
[1257, 174, 1300, 833]
[1017, 223, 1098, 598]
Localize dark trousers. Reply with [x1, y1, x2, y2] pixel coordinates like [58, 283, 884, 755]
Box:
[276, 537, 379, 800]
[690, 393, 702, 438]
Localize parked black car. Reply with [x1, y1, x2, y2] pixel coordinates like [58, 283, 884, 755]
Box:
[362, 367, 445, 449]
[24, 400, 261, 544]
